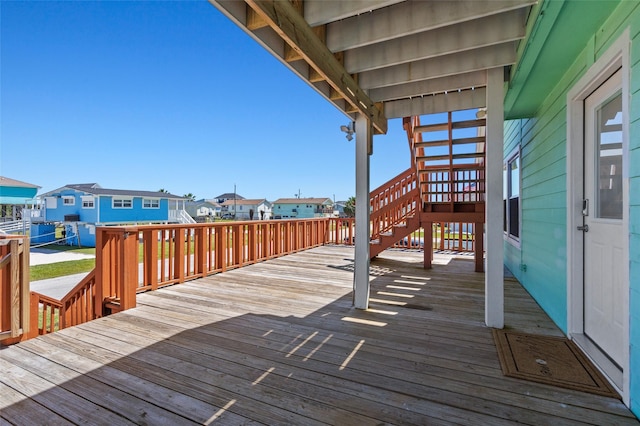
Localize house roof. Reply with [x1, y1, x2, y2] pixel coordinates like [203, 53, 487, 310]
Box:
[273, 198, 332, 205]
[214, 193, 245, 200]
[186, 200, 219, 208]
[220, 199, 270, 207]
[40, 184, 185, 200]
[197, 199, 222, 208]
[0, 176, 41, 189]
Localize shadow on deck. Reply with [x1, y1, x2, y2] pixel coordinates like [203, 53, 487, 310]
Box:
[0, 246, 637, 425]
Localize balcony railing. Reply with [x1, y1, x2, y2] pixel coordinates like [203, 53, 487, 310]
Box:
[0, 218, 356, 343]
[0, 216, 478, 345]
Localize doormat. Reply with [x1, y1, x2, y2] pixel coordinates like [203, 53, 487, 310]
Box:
[492, 329, 620, 399]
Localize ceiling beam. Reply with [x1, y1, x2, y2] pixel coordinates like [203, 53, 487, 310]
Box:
[369, 71, 487, 103]
[304, 0, 403, 26]
[245, 0, 387, 134]
[359, 43, 517, 90]
[325, 0, 536, 52]
[344, 9, 526, 74]
[384, 88, 488, 118]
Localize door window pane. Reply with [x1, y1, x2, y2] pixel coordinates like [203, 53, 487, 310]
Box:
[596, 92, 623, 219]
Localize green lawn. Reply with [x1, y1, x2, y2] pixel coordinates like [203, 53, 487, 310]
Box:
[30, 241, 197, 281]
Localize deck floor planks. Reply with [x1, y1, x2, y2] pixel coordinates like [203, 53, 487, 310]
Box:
[1, 246, 638, 425]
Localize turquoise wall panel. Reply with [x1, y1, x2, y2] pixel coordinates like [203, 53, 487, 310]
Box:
[504, 6, 640, 408]
[628, 3, 640, 416]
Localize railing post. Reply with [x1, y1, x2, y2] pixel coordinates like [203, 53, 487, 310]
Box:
[424, 221, 433, 269]
[232, 224, 243, 267]
[217, 225, 227, 272]
[174, 228, 185, 283]
[9, 240, 21, 337]
[119, 228, 139, 311]
[248, 223, 256, 263]
[143, 229, 159, 290]
[195, 227, 207, 277]
[27, 292, 40, 339]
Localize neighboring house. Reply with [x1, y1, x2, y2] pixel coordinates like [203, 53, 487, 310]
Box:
[272, 198, 333, 219]
[35, 183, 188, 247]
[185, 199, 220, 222]
[220, 199, 272, 220]
[213, 193, 245, 204]
[0, 176, 40, 224]
[333, 201, 347, 218]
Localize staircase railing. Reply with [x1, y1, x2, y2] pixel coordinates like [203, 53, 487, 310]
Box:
[370, 168, 420, 241]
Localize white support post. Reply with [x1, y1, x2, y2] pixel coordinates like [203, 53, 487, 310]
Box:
[353, 115, 372, 309]
[485, 67, 505, 328]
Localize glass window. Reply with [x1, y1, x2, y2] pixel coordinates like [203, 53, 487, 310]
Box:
[81, 197, 95, 208]
[504, 148, 520, 242]
[63, 196, 75, 205]
[143, 198, 159, 209]
[595, 92, 623, 219]
[113, 198, 132, 208]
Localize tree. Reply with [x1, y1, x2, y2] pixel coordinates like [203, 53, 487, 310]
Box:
[183, 193, 196, 201]
[344, 196, 356, 217]
[158, 188, 168, 193]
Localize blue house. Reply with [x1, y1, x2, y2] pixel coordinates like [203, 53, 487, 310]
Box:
[272, 197, 333, 219]
[35, 183, 188, 247]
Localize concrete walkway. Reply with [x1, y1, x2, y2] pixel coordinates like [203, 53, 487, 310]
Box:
[30, 247, 95, 266]
[29, 248, 95, 299]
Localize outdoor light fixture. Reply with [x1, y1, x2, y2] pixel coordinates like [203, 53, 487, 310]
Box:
[340, 122, 355, 141]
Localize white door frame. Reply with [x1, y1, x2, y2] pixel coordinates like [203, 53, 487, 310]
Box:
[566, 28, 630, 404]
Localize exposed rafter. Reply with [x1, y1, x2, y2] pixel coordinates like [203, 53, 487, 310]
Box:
[245, 0, 387, 134]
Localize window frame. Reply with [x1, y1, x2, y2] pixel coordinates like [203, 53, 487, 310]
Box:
[142, 198, 160, 209]
[113, 198, 133, 209]
[504, 146, 521, 247]
[81, 196, 95, 209]
[62, 196, 75, 206]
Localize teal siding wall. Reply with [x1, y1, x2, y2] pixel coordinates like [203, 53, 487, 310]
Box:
[504, 1, 640, 415]
[505, 2, 640, 416]
[627, 2, 640, 416]
[504, 104, 568, 332]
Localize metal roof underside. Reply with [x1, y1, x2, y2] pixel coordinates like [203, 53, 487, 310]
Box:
[208, 0, 620, 131]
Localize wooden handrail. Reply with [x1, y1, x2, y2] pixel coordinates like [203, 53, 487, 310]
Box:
[369, 168, 420, 240]
[0, 235, 30, 343]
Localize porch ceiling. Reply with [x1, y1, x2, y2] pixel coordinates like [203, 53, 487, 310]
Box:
[208, 0, 536, 134]
[505, 0, 622, 119]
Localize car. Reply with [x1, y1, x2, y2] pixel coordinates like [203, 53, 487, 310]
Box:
[398, 236, 424, 248]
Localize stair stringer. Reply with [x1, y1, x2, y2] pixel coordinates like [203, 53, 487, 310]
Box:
[370, 214, 421, 258]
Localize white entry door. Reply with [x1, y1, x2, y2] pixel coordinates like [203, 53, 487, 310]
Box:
[583, 68, 625, 368]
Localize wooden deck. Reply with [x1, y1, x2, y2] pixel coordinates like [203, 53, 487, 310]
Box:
[1, 245, 638, 425]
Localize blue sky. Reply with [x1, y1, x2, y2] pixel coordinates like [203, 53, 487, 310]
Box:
[1, 0, 419, 202]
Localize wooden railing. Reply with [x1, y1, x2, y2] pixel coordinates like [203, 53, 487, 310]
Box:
[387, 222, 476, 253]
[421, 164, 486, 204]
[3, 218, 360, 342]
[0, 235, 30, 342]
[370, 167, 420, 241]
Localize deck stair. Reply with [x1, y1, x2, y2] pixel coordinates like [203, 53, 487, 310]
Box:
[370, 111, 486, 270]
[368, 168, 421, 258]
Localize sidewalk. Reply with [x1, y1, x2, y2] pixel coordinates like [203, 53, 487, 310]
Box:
[30, 247, 95, 266]
[29, 248, 95, 299]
